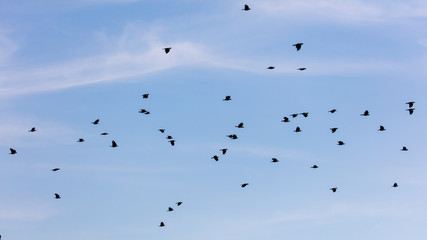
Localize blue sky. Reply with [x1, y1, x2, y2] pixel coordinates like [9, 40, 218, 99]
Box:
[1, 0, 427, 239]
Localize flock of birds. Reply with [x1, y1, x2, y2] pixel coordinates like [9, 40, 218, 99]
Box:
[3, 4, 419, 237]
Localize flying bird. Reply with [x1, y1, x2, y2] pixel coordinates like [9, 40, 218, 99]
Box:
[227, 134, 238, 139]
[282, 117, 290, 122]
[300, 112, 309, 117]
[267, 66, 275, 69]
[401, 146, 408, 151]
[211, 155, 219, 161]
[337, 141, 345, 145]
[159, 222, 165, 227]
[378, 125, 386, 131]
[142, 93, 149, 99]
[290, 113, 298, 118]
[77, 138, 85, 142]
[220, 148, 228, 155]
[235, 122, 244, 128]
[139, 109, 147, 113]
[392, 183, 399, 188]
[55, 193, 61, 199]
[100, 132, 109, 135]
[293, 43, 303, 51]
[28, 127, 36, 132]
[241, 183, 249, 188]
[167, 207, 174, 212]
[271, 158, 279, 163]
[361, 110, 370, 116]
[406, 108, 415, 115]
[330, 188, 337, 192]
[159, 129, 165, 133]
[330, 128, 338, 133]
[9, 148, 17, 154]
[311, 165, 318, 169]
[166, 135, 173, 139]
[242, 4, 250, 11]
[223, 96, 232, 101]
[163, 47, 171, 54]
[52, 168, 60, 171]
[329, 109, 337, 113]
[169, 140, 175, 146]
[297, 68, 306, 71]
[406, 101, 415, 108]
[176, 202, 183, 206]
[92, 119, 99, 125]
[111, 140, 118, 148]
[294, 126, 301, 133]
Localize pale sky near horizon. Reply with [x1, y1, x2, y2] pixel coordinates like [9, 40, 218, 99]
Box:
[1, 1, 427, 240]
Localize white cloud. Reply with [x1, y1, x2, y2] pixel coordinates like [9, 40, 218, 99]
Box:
[0, 31, 19, 65]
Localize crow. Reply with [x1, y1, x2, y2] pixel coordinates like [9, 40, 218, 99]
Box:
[163, 48, 171, 54]
[111, 140, 118, 148]
[55, 193, 61, 199]
[139, 109, 147, 113]
[29, 127, 36, 132]
[392, 183, 399, 188]
[401, 146, 408, 151]
[406, 101, 415, 108]
[361, 110, 370, 116]
[329, 109, 337, 113]
[378, 125, 386, 131]
[92, 119, 99, 125]
[330, 188, 337, 192]
[293, 43, 303, 51]
[267, 66, 275, 69]
[52, 168, 60, 171]
[100, 132, 109, 135]
[241, 183, 249, 188]
[337, 141, 345, 145]
[77, 138, 85, 142]
[294, 127, 301, 133]
[176, 202, 183, 206]
[235, 122, 244, 128]
[301, 112, 309, 117]
[227, 134, 238, 139]
[9, 148, 17, 154]
[212, 155, 219, 161]
[159, 222, 165, 227]
[330, 128, 338, 133]
[311, 165, 318, 169]
[223, 96, 232, 101]
[242, 4, 250, 11]
[167, 207, 174, 212]
[290, 113, 298, 118]
[406, 108, 415, 115]
[220, 148, 228, 155]
[282, 117, 290, 122]
[166, 135, 173, 139]
[297, 68, 306, 71]
[159, 129, 165, 133]
[142, 93, 149, 99]
[271, 158, 279, 163]
[169, 140, 175, 146]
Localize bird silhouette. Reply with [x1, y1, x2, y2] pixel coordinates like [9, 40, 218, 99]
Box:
[235, 122, 244, 128]
[330, 188, 337, 192]
[241, 183, 249, 188]
[337, 141, 345, 145]
[311, 165, 318, 169]
[92, 119, 99, 125]
[401, 146, 408, 151]
[267, 66, 275, 69]
[271, 158, 279, 163]
[142, 93, 149, 99]
[329, 109, 337, 113]
[167, 207, 174, 212]
[9, 148, 17, 154]
[392, 183, 399, 187]
[111, 140, 118, 148]
[282, 117, 290, 122]
[361, 110, 370, 116]
[300, 112, 309, 117]
[406, 101, 415, 108]
[290, 113, 298, 118]
[297, 68, 306, 71]
[169, 140, 175, 146]
[159, 129, 165, 133]
[163, 48, 171, 54]
[220, 148, 228, 155]
[294, 127, 301, 133]
[223, 96, 232, 101]
[52, 168, 60, 171]
[378, 125, 386, 131]
[406, 108, 415, 115]
[166, 135, 173, 139]
[293, 43, 303, 51]
[100, 132, 109, 135]
[55, 193, 61, 199]
[330, 128, 338, 133]
[176, 201, 183, 206]
[139, 109, 147, 113]
[159, 222, 165, 227]
[77, 138, 85, 142]
[242, 4, 250, 11]
[212, 155, 219, 161]
[29, 127, 36, 132]
[227, 134, 238, 139]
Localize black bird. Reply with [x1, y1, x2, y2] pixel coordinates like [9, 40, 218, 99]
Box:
[77, 138, 85, 142]
[294, 126, 301, 133]
[282, 117, 290, 122]
[392, 183, 399, 188]
[169, 140, 175, 146]
[293, 43, 303, 51]
[227, 134, 238, 139]
[9, 148, 17, 154]
[139, 109, 147, 113]
[406, 101, 415, 108]
[55, 193, 61, 199]
[267, 66, 275, 69]
[166, 135, 173, 139]
[329, 109, 336, 113]
[235, 122, 244, 128]
[337, 141, 345, 145]
[163, 47, 171, 54]
[111, 140, 118, 148]
[378, 125, 386, 131]
[311, 165, 318, 169]
[401, 146, 408, 151]
[142, 93, 149, 99]
[212, 155, 219, 161]
[330, 187, 337, 192]
[290, 113, 298, 118]
[167, 207, 174, 212]
[176, 201, 183, 206]
[223, 96, 232, 101]
[297, 68, 306, 71]
[144, 111, 151, 115]
[29, 127, 36, 132]
[241, 183, 249, 188]
[271, 158, 279, 163]
[92, 119, 99, 125]
[159, 129, 165, 133]
[100, 132, 109, 135]
[242, 4, 250, 11]
[220, 148, 228, 155]
[159, 222, 165, 227]
[406, 108, 415, 115]
[301, 112, 309, 117]
[361, 110, 370, 116]
[330, 128, 338, 133]
[52, 168, 60, 171]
